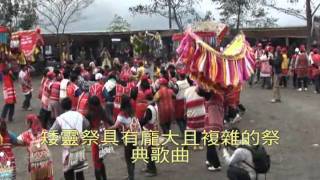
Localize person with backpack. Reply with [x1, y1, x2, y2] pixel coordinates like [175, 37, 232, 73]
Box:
[50, 97, 90, 180]
[17, 114, 53, 180]
[108, 95, 140, 180]
[222, 129, 270, 180]
[270, 46, 282, 103]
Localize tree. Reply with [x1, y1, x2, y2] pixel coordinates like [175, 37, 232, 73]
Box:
[213, 0, 277, 33]
[35, 0, 94, 35]
[0, 0, 38, 31]
[129, 0, 202, 31]
[108, 14, 131, 32]
[263, 0, 320, 50]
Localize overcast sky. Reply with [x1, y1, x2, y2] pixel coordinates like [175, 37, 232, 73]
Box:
[51, 0, 307, 33]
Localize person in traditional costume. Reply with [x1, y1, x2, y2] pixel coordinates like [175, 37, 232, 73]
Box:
[39, 71, 55, 129]
[86, 96, 113, 180]
[184, 85, 205, 150]
[175, 69, 190, 135]
[103, 72, 117, 123]
[250, 43, 263, 85]
[50, 97, 90, 180]
[134, 75, 151, 122]
[48, 69, 63, 124]
[197, 87, 223, 172]
[113, 79, 131, 122]
[295, 45, 309, 91]
[136, 61, 145, 80]
[19, 65, 33, 111]
[17, 114, 53, 180]
[154, 78, 175, 134]
[280, 47, 289, 88]
[259, 49, 272, 89]
[290, 48, 300, 88]
[100, 47, 112, 68]
[270, 46, 282, 103]
[0, 119, 17, 180]
[140, 90, 158, 177]
[76, 83, 90, 116]
[89, 73, 105, 105]
[311, 48, 320, 94]
[66, 72, 82, 110]
[108, 95, 138, 180]
[1, 68, 16, 122]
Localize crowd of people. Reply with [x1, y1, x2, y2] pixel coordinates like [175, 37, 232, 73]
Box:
[251, 43, 320, 103]
[0, 41, 318, 180]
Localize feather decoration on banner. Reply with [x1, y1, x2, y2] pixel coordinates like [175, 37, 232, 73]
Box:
[176, 29, 255, 92]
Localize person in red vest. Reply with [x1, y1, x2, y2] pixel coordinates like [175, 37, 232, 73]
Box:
[311, 48, 320, 93]
[113, 81, 131, 122]
[1, 68, 16, 122]
[19, 65, 33, 111]
[290, 48, 300, 88]
[0, 119, 18, 179]
[154, 78, 175, 134]
[48, 69, 62, 124]
[295, 45, 309, 91]
[89, 73, 105, 105]
[66, 72, 82, 110]
[39, 71, 55, 129]
[76, 83, 90, 116]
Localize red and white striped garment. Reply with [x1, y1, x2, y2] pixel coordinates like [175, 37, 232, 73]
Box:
[184, 86, 205, 131]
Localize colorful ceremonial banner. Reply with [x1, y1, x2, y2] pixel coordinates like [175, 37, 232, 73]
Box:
[11, 28, 44, 58]
[176, 29, 255, 92]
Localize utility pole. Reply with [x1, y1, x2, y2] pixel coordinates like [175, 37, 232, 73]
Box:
[168, 0, 172, 29]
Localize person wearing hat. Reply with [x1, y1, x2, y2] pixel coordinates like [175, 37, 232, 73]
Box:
[311, 48, 320, 93]
[295, 45, 309, 91]
[89, 73, 105, 106]
[17, 114, 53, 180]
[290, 48, 300, 88]
[154, 77, 175, 134]
[1, 68, 16, 122]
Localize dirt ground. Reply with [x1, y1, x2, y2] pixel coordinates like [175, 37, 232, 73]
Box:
[1, 77, 320, 180]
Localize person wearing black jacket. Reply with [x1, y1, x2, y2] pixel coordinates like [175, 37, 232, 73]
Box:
[270, 46, 282, 103]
